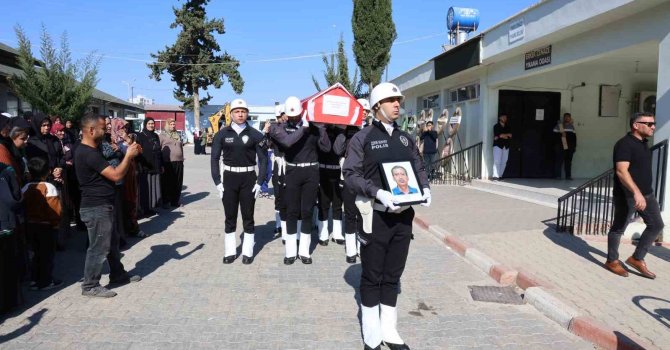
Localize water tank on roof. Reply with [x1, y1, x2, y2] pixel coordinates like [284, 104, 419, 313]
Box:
[447, 7, 480, 32]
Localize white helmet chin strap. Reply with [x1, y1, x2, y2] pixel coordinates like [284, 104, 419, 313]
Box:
[378, 107, 392, 124]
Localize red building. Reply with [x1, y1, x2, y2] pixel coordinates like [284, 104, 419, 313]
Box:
[144, 104, 185, 131]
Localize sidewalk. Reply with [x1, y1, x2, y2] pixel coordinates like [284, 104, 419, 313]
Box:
[0, 154, 590, 349]
[416, 185, 670, 349]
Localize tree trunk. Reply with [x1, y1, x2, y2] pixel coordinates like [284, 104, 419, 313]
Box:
[193, 88, 200, 131]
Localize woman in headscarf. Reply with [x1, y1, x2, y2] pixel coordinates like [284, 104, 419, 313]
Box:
[136, 117, 163, 217]
[51, 122, 73, 249]
[159, 119, 184, 208]
[25, 113, 64, 183]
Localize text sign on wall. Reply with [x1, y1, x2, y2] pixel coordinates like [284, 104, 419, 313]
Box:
[524, 45, 552, 70]
[508, 18, 525, 45]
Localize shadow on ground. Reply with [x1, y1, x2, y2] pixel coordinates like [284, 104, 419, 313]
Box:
[126, 241, 204, 279]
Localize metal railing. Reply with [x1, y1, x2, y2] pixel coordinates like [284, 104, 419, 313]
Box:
[557, 139, 668, 235]
[429, 142, 482, 185]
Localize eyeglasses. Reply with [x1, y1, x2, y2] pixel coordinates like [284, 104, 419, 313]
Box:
[636, 121, 656, 127]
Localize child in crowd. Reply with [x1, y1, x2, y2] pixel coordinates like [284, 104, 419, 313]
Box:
[22, 157, 62, 291]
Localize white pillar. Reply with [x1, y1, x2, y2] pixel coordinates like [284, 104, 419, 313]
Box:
[479, 74, 495, 179]
[656, 33, 670, 211]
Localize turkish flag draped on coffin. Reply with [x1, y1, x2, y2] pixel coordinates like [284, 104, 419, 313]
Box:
[301, 83, 365, 127]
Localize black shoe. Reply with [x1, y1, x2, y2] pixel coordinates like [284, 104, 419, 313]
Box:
[299, 255, 312, 264]
[284, 256, 296, 265]
[82, 286, 117, 298]
[242, 256, 254, 265]
[223, 255, 236, 264]
[364, 345, 381, 350]
[282, 240, 285, 245]
[319, 239, 329, 246]
[383, 341, 410, 350]
[332, 238, 345, 245]
[346, 255, 357, 264]
[109, 274, 142, 285]
[273, 227, 282, 238]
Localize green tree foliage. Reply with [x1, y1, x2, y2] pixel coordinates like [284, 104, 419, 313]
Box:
[352, 0, 397, 89]
[312, 34, 363, 97]
[9, 25, 100, 121]
[148, 0, 243, 130]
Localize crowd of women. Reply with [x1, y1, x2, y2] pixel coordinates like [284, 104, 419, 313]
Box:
[0, 111, 184, 314]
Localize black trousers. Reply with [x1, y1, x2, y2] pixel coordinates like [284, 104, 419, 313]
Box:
[607, 193, 664, 261]
[0, 230, 22, 313]
[342, 182, 360, 234]
[285, 165, 319, 234]
[162, 161, 184, 206]
[554, 148, 575, 179]
[318, 169, 343, 221]
[359, 207, 414, 307]
[272, 161, 287, 220]
[223, 171, 257, 233]
[28, 223, 56, 288]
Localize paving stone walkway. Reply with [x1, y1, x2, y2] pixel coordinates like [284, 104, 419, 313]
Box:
[0, 151, 590, 349]
[416, 185, 670, 349]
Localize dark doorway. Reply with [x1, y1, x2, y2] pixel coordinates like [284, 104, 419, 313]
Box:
[498, 90, 561, 178]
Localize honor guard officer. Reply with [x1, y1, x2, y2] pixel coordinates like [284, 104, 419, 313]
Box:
[333, 98, 370, 263]
[343, 83, 431, 350]
[264, 104, 289, 241]
[316, 125, 345, 246]
[211, 98, 268, 265]
[269, 96, 331, 265]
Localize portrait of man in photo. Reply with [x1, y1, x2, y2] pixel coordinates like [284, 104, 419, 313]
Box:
[391, 165, 419, 195]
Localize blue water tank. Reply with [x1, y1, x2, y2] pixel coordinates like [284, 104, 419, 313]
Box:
[447, 7, 480, 32]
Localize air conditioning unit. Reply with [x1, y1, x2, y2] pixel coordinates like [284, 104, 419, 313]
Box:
[638, 91, 656, 114]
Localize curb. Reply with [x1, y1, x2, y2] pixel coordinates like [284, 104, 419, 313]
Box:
[413, 214, 656, 350]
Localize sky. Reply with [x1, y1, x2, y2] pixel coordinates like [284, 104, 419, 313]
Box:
[1, 0, 538, 107]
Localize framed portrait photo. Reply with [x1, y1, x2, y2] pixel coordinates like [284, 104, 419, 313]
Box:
[379, 161, 426, 206]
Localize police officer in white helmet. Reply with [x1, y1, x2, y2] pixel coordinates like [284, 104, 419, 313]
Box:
[269, 96, 331, 265]
[211, 98, 268, 265]
[343, 83, 431, 350]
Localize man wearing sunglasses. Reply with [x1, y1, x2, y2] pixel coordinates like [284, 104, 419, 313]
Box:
[605, 112, 663, 279]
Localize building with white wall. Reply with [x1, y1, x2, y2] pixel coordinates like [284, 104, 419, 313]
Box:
[392, 0, 670, 206]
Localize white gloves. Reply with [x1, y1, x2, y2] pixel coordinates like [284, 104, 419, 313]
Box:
[376, 189, 400, 211]
[252, 184, 262, 198]
[216, 183, 224, 198]
[421, 188, 431, 207]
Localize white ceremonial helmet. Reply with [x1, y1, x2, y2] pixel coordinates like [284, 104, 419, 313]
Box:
[230, 98, 248, 112]
[357, 98, 371, 112]
[274, 104, 285, 117]
[369, 82, 404, 109]
[284, 96, 303, 117]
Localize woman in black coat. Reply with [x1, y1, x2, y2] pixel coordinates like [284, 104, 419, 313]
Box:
[136, 117, 163, 217]
[25, 113, 64, 183]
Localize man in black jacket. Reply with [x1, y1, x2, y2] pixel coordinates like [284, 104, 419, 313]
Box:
[420, 121, 438, 180]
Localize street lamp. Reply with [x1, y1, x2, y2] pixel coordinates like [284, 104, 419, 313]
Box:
[122, 79, 136, 102]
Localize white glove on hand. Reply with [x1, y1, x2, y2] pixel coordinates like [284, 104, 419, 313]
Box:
[421, 188, 432, 207]
[376, 189, 400, 211]
[216, 183, 224, 199]
[252, 184, 262, 198]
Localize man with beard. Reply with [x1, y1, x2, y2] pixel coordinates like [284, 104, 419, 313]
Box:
[75, 113, 142, 298]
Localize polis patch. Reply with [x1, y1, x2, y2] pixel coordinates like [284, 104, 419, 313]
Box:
[370, 139, 389, 150]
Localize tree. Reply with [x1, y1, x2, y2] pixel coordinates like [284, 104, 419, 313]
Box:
[311, 34, 363, 97]
[352, 0, 397, 90]
[148, 0, 243, 130]
[9, 25, 100, 121]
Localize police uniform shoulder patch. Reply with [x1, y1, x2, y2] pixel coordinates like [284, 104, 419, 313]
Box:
[241, 135, 249, 144]
[399, 135, 409, 147]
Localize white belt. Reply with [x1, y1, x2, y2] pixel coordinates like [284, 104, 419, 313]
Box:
[286, 162, 319, 167]
[224, 165, 255, 173]
[319, 164, 341, 170]
[373, 202, 410, 213]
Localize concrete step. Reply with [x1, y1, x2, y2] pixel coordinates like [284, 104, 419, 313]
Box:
[467, 179, 567, 208]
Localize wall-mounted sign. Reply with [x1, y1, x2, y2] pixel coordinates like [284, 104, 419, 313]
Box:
[535, 109, 545, 121]
[509, 18, 525, 45]
[525, 45, 552, 70]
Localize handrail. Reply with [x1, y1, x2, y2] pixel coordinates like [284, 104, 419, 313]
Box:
[557, 139, 668, 235]
[429, 142, 483, 185]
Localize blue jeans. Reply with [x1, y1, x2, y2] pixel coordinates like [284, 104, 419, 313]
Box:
[80, 205, 126, 290]
[423, 153, 437, 180]
[607, 194, 664, 261]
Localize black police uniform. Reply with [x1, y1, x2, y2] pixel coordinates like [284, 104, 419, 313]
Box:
[317, 127, 345, 245]
[211, 123, 268, 264]
[333, 126, 362, 262]
[269, 121, 331, 264]
[343, 119, 428, 307]
[268, 121, 293, 239]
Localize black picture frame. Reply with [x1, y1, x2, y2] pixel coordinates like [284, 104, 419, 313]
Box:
[379, 160, 426, 206]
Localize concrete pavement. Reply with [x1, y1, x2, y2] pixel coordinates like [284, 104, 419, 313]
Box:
[0, 151, 590, 349]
